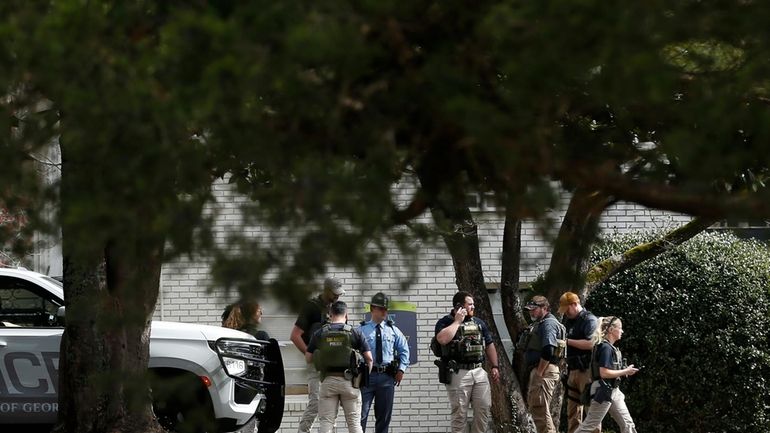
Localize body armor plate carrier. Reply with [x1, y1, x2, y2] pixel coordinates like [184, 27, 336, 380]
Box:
[445, 320, 485, 363]
[313, 324, 355, 375]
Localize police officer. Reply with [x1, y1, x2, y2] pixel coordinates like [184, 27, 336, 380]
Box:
[523, 295, 566, 433]
[559, 292, 598, 433]
[306, 301, 373, 433]
[359, 292, 410, 433]
[574, 316, 639, 433]
[291, 277, 346, 433]
[434, 291, 500, 433]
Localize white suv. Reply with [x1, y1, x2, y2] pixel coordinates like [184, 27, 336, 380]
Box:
[0, 267, 284, 433]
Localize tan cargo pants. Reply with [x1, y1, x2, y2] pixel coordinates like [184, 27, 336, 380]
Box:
[445, 367, 491, 433]
[318, 375, 363, 433]
[527, 363, 560, 433]
[566, 368, 600, 433]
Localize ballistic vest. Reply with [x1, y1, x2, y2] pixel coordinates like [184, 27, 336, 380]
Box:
[526, 315, 567, 361]
[446, 320, 485, 363]
[313, 324, 355, 373]
[591, 340, 623, 386]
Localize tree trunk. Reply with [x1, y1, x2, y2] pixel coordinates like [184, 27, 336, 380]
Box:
[55, 143, 166, 433]
[541, 188, 614, 303]
[499, 208, 536, 433]
[56, 241, 166, 433]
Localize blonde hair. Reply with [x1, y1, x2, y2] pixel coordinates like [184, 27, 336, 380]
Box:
[223, 301, 262, 330]
[590, 316, 621, 345]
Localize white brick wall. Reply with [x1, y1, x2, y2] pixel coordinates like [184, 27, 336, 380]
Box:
[156, 179, 692, 432]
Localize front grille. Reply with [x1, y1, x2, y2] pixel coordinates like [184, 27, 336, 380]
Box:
[234, 381, 261, 404]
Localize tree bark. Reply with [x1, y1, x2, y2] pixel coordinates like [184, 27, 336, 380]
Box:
[56, 240, 166, 433]
[55, 143, 166, 433]
[582, 216, 717, 298]
[500, 207, 536, 432]
[560, 162, 770, 219]
[541, 188, 615, 303]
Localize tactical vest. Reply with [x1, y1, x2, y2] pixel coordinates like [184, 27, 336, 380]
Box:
[313, 324, 355, 374]
[590, 340, 623, 386]
[445, 320, 485, 363]
[526, 315, 567, 360]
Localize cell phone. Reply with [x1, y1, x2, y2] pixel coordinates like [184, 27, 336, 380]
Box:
[454, 303, 463, 315]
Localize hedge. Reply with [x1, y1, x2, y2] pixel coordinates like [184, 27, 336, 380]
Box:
[585, 230, 770, 433]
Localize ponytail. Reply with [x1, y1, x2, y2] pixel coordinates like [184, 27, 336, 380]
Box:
[591, 316, 619, 345]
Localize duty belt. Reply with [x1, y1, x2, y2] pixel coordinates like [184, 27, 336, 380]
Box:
[372, 365, 389, 373]
[456, 362, 482, 370]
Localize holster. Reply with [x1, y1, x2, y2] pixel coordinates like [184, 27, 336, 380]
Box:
[350, 363, 369, 389]
[352, 374, 362, 389]
[385, 359, 399, 377]
[593, 380, 614, 403]
[435, 359, 457, 384]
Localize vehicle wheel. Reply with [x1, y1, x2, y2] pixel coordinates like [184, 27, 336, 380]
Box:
[150, 369, 220, 433]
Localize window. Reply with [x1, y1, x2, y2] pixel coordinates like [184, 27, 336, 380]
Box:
[0, 276, 61, 327]
[465, 192, 498, 212]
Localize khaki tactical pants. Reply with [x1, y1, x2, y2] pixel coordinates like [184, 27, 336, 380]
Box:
[298, 364, 336, 433]
[445, 367, 491, 433]
[573, 383, 637, 433]
[318, 376, 363, 433]
[527, 363, 560, 433]
[567, 369, 600, 433]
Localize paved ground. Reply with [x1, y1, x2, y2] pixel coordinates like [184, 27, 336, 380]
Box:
[233, 417, 258, 433]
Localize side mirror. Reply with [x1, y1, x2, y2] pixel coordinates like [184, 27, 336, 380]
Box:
[57, 306, 66, 325]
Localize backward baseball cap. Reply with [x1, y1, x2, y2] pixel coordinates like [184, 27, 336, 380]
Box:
[524, 295, 549, 310]
[324, 277, 345, 295]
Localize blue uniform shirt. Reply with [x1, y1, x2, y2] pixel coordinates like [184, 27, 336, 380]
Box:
[360, 319, 410, 372]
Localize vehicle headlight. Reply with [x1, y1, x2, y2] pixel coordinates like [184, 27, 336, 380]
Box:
[214, 338, 268, 383]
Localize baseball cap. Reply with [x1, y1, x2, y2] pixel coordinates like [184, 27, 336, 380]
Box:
[524, 295, 549, 310]
[324, 277, 345, 295]
[558, 291, 580, 314]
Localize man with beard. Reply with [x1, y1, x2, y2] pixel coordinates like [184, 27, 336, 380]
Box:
[434, 291, 500, 433]
[524, 295, 566, 433]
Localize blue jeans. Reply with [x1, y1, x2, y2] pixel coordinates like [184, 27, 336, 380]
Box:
[360, 371, 396, 433]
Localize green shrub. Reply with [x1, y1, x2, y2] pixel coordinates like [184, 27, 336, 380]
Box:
[586, 230, 770, 433]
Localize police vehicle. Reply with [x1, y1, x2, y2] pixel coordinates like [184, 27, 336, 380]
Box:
[0, 266, 284, 432]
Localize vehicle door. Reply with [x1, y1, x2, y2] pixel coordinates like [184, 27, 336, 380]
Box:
[0, 275, 63, 424]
